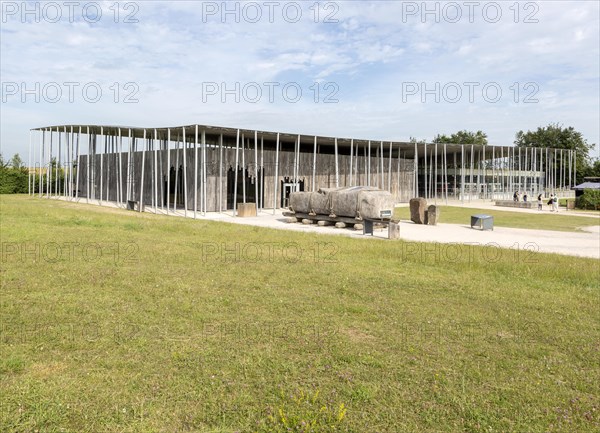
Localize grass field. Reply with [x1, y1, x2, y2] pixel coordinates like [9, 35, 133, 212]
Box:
[1, 195, 599, 433]
[394, 206, 600, 232]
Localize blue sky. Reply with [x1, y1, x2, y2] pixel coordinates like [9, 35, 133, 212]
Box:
[1, 1, 599, 162]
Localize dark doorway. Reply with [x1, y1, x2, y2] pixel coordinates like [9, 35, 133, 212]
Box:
[226, 165, 264, 209]
[164, 165, 184, 206]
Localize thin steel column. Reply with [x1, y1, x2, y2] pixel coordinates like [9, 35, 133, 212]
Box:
[367, 140, 371, 186]
[55, 127, 61, 197]
[241, 134, 246, 204]
[218, 133, 223, 213]
[434, 142, 438, 203]
[39, 129, 44, 197]
[166, 129, 171, 212]
[312, 136, 317, 191]
[182, 127, 188, 217]
[99, 127, 104, 204]
[139, 129, 146, 212]
[202, 129, 207, 216]
[86, 127, 90, 202]
[233, 129, 240, 216]
[153, 129, 158, 213]
[349, 138, 353, 186]
[460, 145, 465, 203]
[28, 130, 32, 195]
[260, 136, 264, 209]
[414, 141, 418, 197]
[254, 130, 259, 214]
[117, 128, 122, 207]
[469, 145, 474, 202]
[379, 141, 384, 188]
[334, 137, 339, 188]
[273, 132, 280, 214]
[424, 143, 428, 199]
[387, 142, 392, 192]
[194, 125, 198, 219]
[75, 127, 81, 201]
[47, 128, 52, 198]
[443, 143, 448, 204]
[126, 129, 132, 203]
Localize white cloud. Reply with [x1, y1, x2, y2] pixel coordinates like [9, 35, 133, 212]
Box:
[1, 1, 598, 160]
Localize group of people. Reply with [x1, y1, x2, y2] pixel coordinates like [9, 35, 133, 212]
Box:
[513, 191, 559, 211]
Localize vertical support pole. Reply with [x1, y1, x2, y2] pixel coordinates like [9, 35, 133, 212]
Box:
[166, 129, 171, 212]
[460, 145, 465, 203]
[99, 127, 104, 204]
[334, 137, 339, 188]
[55, 127, 61, 197]
[75, 127, 81, 201]
[388, 141, 392, 192]
[424, 143, 428, 199]
[242, 134, 246, 204]
[443, 143, 448, 204]
[47, 128, 52, 198]
[117, 128, 122, 207]
[233, 129, 240, 216]
[39, 129, 44, 197]
[367, 140, 371, 186]
[254, 130, 259, 214]
[194, 125, 198, 219]
[434, 141, 438, 203]
[414, 141, 418, 197]
[379, 141, 384, 188]
[312, 136, 317, 191]
[28, 130, 32, 196]
[140, 129, 146, 212]
[469, 144, 474, 202]
[182, 127, 188, 217]
[273, 132, 280, 214]
[126, 129, 131, 203]
[260, 135, 264, 209]
[152, 129, 157, 213]
[86, 127, 91, 202]
[64, 126, 70, 199]
[349, 138, 353, 187]
[202, 129, 207, 216]
[218, 133, 223, 213]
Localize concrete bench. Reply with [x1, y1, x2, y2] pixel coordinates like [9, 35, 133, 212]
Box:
[495, 200, 534, 209]
[471, 214, 494, 231]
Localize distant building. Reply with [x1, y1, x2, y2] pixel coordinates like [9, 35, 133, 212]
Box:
[572, 177, 600, 198]
[28, 124, 577, 215]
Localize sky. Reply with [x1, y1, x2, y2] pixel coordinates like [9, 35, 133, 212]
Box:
[1, 0, 599, 163]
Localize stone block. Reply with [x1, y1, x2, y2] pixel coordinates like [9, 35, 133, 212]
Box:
[409, 198, 427, 224]
[237, 203, 257, 217]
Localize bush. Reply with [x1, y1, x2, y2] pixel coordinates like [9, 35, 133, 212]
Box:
[0, 166, 28, 194]
[576, 189, 600, 210]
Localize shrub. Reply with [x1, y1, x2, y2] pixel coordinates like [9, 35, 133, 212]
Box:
[576, 189, 600, 210]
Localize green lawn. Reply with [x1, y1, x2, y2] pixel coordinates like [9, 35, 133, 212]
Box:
[1, 195, 599, 433]
[394, 205, 600, 232]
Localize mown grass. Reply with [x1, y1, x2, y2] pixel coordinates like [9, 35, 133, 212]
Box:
[394, 205, 599, 232]
[1, 195, 599, 433]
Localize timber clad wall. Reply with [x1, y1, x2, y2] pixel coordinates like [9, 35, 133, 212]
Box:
[78, 148, 415, 212]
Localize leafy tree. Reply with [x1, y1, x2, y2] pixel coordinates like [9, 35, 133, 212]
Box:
[10, 153, 24, 169]
[433, 130, 488, 145]
[514, 123, 595, 183]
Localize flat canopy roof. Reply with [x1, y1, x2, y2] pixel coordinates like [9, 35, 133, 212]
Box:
[572, 182, 600, 190]
[31, 123, 567, 159]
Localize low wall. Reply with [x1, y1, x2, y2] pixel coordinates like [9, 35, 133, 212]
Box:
[495, 200, 535, 209]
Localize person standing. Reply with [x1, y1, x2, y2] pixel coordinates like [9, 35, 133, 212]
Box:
[548, 194, 554, 211]
[523, 192, 528, 202]
[537, 193, 543, 211]
[552, 194, 559, 212]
